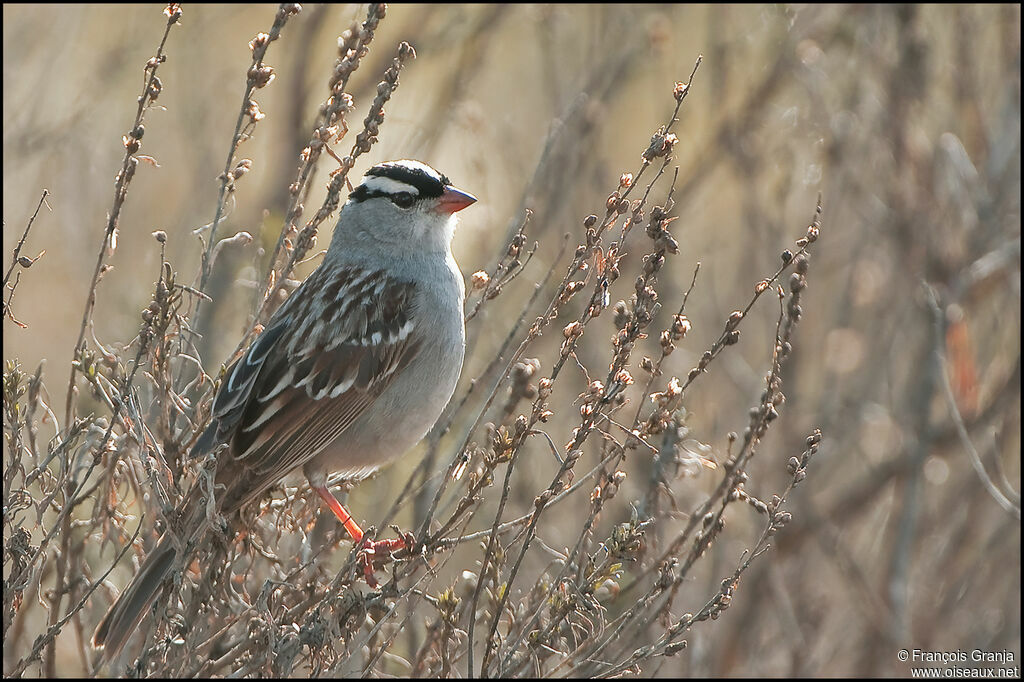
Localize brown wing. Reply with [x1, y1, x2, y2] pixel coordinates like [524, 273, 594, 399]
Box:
[192, 264, 420, 511]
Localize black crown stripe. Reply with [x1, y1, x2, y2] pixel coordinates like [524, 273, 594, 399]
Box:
[365, 162, 449, 198]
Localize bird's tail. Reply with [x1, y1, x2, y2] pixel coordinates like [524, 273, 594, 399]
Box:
[92, 532, 178, 663]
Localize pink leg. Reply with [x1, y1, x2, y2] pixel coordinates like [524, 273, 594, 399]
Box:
[312, 484, 411, 588]
[313, 483, 364, 543]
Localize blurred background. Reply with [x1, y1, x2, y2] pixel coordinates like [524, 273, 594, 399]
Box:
[3, 4, 1020, 677]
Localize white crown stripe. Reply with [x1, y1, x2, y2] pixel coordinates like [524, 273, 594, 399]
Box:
[360, 175, 420, 196]
[379, 159, 444, 180]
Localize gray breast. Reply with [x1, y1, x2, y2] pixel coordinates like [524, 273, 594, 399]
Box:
[307, 258, 465, 480]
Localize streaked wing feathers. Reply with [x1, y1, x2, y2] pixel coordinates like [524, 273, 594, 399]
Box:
[194, 265, 419, 506]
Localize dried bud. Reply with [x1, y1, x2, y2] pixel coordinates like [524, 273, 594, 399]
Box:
[246, 99, 265, 122]
[512, 358, 539, 384]
[672, 315, 691, 339]
[658, 234, 679, 254]
[232, 158, 253, 181]
[470, 270, 489, 289]
[538, 377, 553, 397]
[657, 233, 679, 254]
[147, 75, 162, 100]
[249, 32, 270, 52]
[660, 330, 674, 354]
[642, 128, 679, 162]
[643, 252, 665, 275]
[561, 280, 585, 303]
[673, 81, 688, 101]
[249, 65, 275, 88]
[613, 300, 630, 329]
[152, 230, 167, 243]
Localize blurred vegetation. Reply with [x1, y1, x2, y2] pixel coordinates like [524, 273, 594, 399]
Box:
[3, 3, 1020, 678]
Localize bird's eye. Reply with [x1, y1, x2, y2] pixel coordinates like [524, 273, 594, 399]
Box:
[390, 192, 415, 208]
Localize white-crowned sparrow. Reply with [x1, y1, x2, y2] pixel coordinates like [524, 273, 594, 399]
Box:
[92, 160, 474, 661]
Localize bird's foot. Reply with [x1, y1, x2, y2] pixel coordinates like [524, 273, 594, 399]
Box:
[356, 530, 415, 588]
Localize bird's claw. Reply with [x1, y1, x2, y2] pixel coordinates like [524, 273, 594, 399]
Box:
[356, 531, 415, 588]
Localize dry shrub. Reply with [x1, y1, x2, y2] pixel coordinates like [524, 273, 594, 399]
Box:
[3, 3, 1019, 678]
